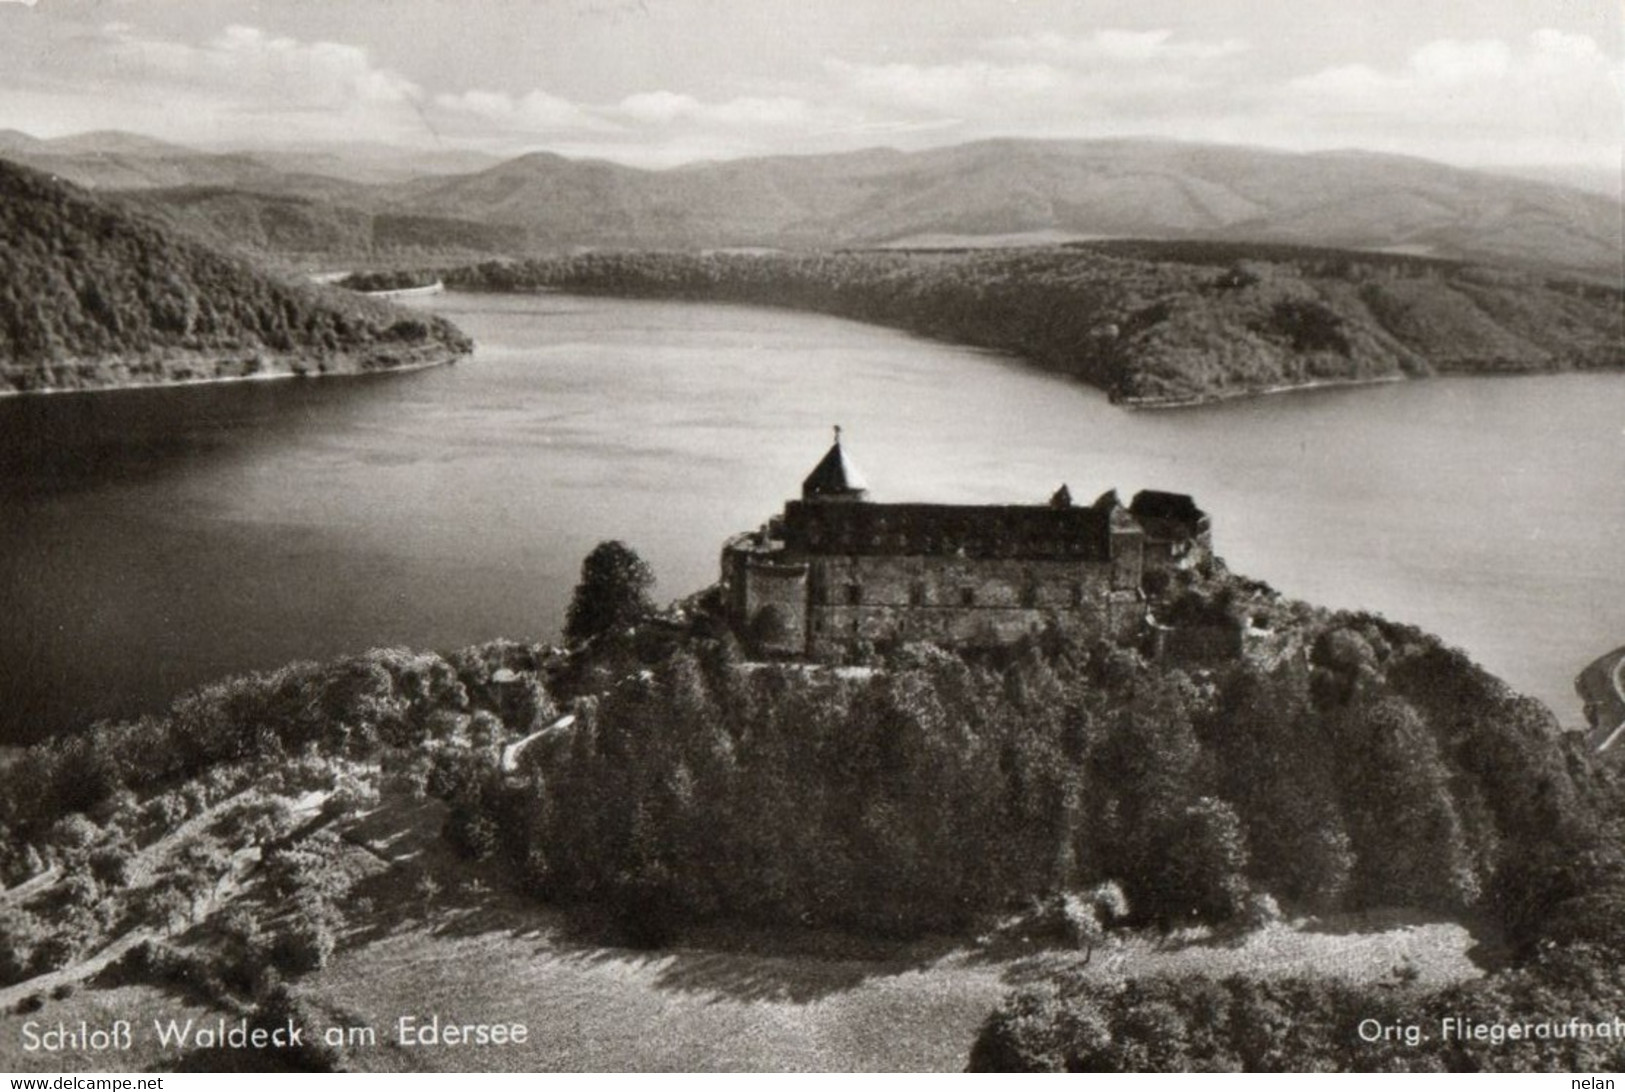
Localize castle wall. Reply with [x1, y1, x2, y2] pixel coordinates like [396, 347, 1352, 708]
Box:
[740, 559, 810, 658]
[721, 536, 755, 625]
[720, 482, 1211, 662]
[801, 554, 1141, 657]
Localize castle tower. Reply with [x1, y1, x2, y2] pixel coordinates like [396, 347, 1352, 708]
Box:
[801, 425, 869, 503]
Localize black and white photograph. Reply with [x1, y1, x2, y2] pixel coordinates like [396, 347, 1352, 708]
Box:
[0, 0, 1620, 1076]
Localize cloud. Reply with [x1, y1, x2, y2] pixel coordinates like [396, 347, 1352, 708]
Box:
[1287, 30, 1622, 163]
[0, 0, 40, 6]
[614, 91, 812, 128]
[987, 29, 1248, 65]
[426, 85, 836, 161]
[0, 22, 441, 145]
[568, 91, 874, 164]
[426, 24, 1252, 159]
[822, 28, 1249, 141]
[101, 23, 421, 110]
[823, 52, 1219, 143]
[0, 12, 1612, 173]
[828, 58, 1067, 111]
[432, 87, 609, 135]
[1409, 38, 1512, 83]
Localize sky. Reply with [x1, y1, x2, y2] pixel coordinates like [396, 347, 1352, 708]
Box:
[0, 0, 1618, 173]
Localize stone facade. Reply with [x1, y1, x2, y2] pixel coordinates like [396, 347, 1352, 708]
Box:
[722, 437, 1212, 660]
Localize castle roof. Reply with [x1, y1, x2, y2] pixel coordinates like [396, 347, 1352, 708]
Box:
[1130, 490, 1206, 525]
[802, 434, 869, 500]
[782, 499, 1115, 561]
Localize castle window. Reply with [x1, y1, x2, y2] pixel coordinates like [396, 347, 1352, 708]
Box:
[1020, 584, 1038, 609]
[845, 583, 862, 606]
[909, 582, 926, 607]
[1070, 582, 1084, 607]
[960, 587, 976, 607]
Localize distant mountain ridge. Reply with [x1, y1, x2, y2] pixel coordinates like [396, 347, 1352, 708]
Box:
[2, 130, 1616, 277]
[390, 138, 1621, 277]
[0, 157, 471, 394]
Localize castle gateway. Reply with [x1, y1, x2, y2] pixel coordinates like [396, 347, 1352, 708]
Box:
[721, 432, 1212, 659]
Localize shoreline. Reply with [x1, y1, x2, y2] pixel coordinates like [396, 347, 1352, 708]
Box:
[358, 279, 446, 300]
[0, 351, 465, 399]
[1117, 373, 1410, 410]
[1117, 360, 1624, 410]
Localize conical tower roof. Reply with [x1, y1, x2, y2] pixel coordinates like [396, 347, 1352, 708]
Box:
[802, 427, 869, 501]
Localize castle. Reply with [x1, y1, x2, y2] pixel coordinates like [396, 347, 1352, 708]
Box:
[721, 430, 1212, 659]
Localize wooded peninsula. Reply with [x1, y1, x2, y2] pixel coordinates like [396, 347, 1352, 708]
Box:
[443, 244, 1623, 407]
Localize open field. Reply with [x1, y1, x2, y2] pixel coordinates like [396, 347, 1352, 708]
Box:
[0, 895, 1493, 1073]
[307, 907, 1491, 1072]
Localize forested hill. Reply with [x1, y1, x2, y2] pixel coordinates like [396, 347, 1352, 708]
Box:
[445, 244, 1623, 406]
[0, 158, 471, 395]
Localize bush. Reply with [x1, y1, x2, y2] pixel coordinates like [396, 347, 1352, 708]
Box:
[969, 984, 1113, 1072]
[249, 985, 343, 1071]
[268, 907, 336, 976]
[87, 844, 134, 888]
[444, 806, 500, 862]
[1240, 892, 1284, 931]
[1058, 893, 1104, 952]
[1088, 881, 1130, 924]
[969, 946, 1625, 1072]
[46, 813, 101, 858]
[1006, 886, 1123, 958]
[29, 933, 82, 975]
[0, 908, 44, 986]
[96, 939, 228, 1006]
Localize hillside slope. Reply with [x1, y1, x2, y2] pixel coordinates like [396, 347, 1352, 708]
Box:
[0, 130, 377, 200]
[122, 187, 519, 266]
[0, 158, 471, 394]
[0, 130, 501, 191]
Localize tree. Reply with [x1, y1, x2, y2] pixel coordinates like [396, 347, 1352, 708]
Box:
[564, 540, 656, 643]
[1148, 797, 1251, 926]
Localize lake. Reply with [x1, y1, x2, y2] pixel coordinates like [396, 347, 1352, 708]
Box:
[1, 292, 1620, 744]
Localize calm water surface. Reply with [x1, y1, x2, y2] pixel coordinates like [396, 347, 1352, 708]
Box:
[2, 292, 1620, 743]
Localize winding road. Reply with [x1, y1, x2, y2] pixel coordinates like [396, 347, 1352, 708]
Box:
[1577, 645, 1625, 752]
